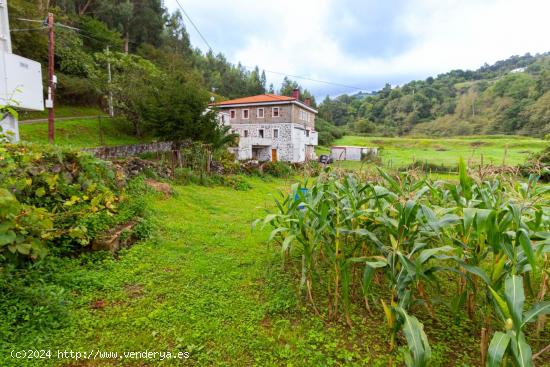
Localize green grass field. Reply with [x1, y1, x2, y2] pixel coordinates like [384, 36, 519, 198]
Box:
[319, 135, 548, 170]
[19, 117, 150, 148]
[3, 177, 487, 366]
[18, 106, 104, 121]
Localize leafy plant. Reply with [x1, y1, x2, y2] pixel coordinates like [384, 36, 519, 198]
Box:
[487, 275, 550, 367]
[259, 161, 550, 365]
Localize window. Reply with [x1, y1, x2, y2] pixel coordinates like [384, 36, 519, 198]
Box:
[243, 130, 249, 137]
[243, 109, 249, 119]
[273, 129, 279, 138]
[230, 110, 236, 119]
[259, 129, 264, 138]
[257, 108, 264, 118]
[306, 130, 310, 137]
[272, 107, 280, 117]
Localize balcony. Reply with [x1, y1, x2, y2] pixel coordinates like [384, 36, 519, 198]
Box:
[239, 137, 272, 147]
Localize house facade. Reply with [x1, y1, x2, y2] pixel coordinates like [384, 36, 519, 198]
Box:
[211, 91, 318, 162]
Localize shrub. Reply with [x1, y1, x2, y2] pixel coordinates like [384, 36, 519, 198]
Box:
[520, 146, 550, 181]
[262, 161, 294, 178]
[400, 161, 456, 174]
[316, 118, 344, 146]
[0, 143, 148, 263]
[217, 175, 252, 191]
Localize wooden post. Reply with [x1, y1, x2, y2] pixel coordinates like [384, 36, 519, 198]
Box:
[480, 327, 488, 366]
[47, 12, 55, 144]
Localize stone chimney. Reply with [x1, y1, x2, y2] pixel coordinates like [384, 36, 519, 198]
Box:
[304, 98, 311, 106]
[291, 88, 300, 100]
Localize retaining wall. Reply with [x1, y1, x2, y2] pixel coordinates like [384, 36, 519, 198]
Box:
[82, 141, 174, 159]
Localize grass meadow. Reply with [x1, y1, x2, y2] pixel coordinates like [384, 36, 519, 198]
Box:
[318, 135, 547, 170]
[19, 117, 149, 148]
[2, 177, 486, 366]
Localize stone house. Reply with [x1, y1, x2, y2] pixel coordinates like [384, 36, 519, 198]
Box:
[210, 90, 318, 162]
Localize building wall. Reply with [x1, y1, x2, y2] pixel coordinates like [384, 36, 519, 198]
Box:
[219, 103, 316, 129]
[290, 104, 315, 129]
[330, 147, 379, 161]
[221, 104, 292, 125]
[231, 123, 295, 162]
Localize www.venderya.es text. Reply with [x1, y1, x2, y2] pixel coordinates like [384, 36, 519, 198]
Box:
[11, 349, 190, 361]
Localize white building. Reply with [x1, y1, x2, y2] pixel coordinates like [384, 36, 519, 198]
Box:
[331, 146, 379, 161]
[210, 90, 318, 162]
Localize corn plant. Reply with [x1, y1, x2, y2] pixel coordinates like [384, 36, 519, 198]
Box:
[487, 275, 550, 367]
[258, 162, 550, 366]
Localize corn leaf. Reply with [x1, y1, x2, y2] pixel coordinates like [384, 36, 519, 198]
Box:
[509, 331, 533, 367]
[395, 307, 431, 367]
[487, 331, 510, 367]
[517, 229, 537, 273]
[504, 275, 525, 333]
[522, 301, 550, 326]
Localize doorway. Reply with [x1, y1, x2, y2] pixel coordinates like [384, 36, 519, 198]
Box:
[271, 149, 278, 162]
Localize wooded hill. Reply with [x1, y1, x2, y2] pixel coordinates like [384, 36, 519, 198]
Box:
[8, 1, 550, 140]
[8, 0, 273, 105]
[8, 0, 318, 108]
[319, 53, 550, 137]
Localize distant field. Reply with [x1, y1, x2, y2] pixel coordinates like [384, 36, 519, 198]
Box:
[19, 117, 150, 148]
[319, 135, 548, 169]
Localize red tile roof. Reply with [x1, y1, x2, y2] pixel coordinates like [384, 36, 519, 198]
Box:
[212, 94, 295, 106]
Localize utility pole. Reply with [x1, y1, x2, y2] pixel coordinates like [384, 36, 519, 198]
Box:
[46, 12, 55, 143]
[106, 46, 113, 117]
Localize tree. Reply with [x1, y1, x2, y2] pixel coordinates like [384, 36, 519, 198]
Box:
[280, 77, 300, 96]
[142, 75, 231, 149]
[353, 118, 376, 134]
[93, 51, 160, 136]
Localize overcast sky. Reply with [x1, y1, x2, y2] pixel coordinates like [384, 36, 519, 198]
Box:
[164, 0, 550, 98]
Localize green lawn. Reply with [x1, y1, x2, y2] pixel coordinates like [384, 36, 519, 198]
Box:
[19, 118, 150, 148]
[321, 135, 548, 169]
[3, 177, 483, 366]
[18, 105, 104, 121]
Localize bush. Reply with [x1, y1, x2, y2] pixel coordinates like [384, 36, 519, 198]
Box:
[316, 118, 344, 146]
[0, 143, 148, 263]
[520, 146, 550, 181]
[262, 161, 294, 178]
[399, 161, 456, 174]
[174, 167, 212, 186]
[216, 175, 252, 191]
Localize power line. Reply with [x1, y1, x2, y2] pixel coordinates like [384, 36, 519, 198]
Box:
[17, 18, 44, 24]
[10, 27, 45, 32]
[173, 0, 212, 51]
[169, 3, 365, 92]
[247, 67, 367, 91]
[17, 12, 368, 92]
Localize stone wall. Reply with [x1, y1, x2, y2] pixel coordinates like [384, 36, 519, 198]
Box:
[83, 141, 174, 159]
[232, 123, 295, 162]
